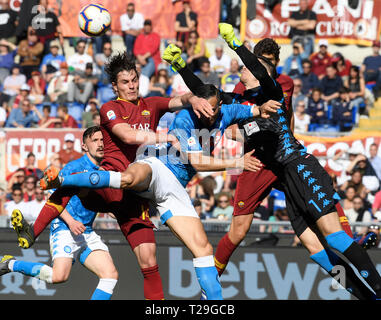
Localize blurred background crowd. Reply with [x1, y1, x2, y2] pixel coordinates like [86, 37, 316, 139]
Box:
[0, 0, 381, 245]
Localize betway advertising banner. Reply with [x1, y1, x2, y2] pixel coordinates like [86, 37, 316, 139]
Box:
[0, 230, 380, 300]
[241, 0, 381, 46]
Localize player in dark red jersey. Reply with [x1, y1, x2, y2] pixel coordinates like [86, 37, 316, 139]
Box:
[11, 52, 214, 300]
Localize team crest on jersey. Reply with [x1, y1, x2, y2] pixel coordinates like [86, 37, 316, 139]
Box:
[238, 201, 245, 208]
[187, 137, 196, 147]
[141, 110, 150, 117]
[107, 110, 116, 120]
[243, 121, 260, 136]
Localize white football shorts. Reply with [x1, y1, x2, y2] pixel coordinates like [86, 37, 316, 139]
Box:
[136, 157, 199, 224]
[49, 230, 109, 264]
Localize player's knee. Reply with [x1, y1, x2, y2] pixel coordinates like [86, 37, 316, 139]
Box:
[52, 271, 70, 283]
[99, 267, 119, 280]
[195, 240, 213, 257]
[229, 218, 251, 243]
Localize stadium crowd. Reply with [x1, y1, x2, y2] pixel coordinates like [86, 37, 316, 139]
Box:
[0, 0, 381, 242]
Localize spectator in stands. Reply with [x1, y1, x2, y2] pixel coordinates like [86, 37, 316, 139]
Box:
[192, 198, 204, 219]
[56, 105, 79, 128]
[345, 195, 373, 235]
[310, 39, 332, 80]
[30, 0, 64, 53]
[369, 143, 381, 181]
[48, 153, 61, 170]
[345, 148, 379, 182]
[40, 40, 65, 81]
[20, 152, 43, 180]
[27, 188, 46, 222]
[184, 30, 209, 72]
[67, 40, 93, 75]
[0, 187, 6, 217]
[320, 64, 343, 103]
[57, 133, 82, 166]
[27, 71, 45, 105]
[17, 26, 44, 79]
[148, 66, 171, 97]
[120, 2, 144, 56]
[209, 45, 231, 79]
[22, 175, 36, 202]
[196, 57, 220, 88]
[190, 175, 216, 218]
[221, 59, 241, 92]
[5, 168, 25, 197]
[83, 62, 99, 88]
[135, 61, 149, 98]
[299, 59, 320, 96]
[331, 87, 354, 131]
[170, 72, 190, 97]
[12, 83, 30, 109]
[344, 65, 366, 116]
[372, 189, 381, 220]
[340, 185, 356, 210]
[5, 98, 39, 128]
[37, 104, 60, 128]
[283, 41, 308, 78]
[0, 102, 6, 127]
[95, 41, 112, 84]
[3, 65, 26, 100]
[292, 77, 307, 107]
[306, 87, 327, 125]
[331, 52, 352, 82]
[67, 68, 94, 105]
[0, 0, 18, 44]
[4, 186, 26, 218]
[46, 61, 73, 104]
[92, 112, 100, 126]
[133, 19, 161, 78]
[82, 98, 99, 128]
[340, 169, 369, 200]
[287, 0, 317, 56]
[361, 40, 381, 99]
[293, 99, 310, 133]
[0, 39, 17, 84]
[212, 192, 233, 220]
[175, 0, 198, 45]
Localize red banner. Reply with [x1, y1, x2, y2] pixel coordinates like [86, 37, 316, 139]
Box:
[241, 0, 381, 46]
[42, 0, 220, 39]
[3, 129, 83, 178]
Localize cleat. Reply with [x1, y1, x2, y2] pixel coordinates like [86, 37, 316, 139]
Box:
[162, 44, 186, 72]
[11, 209, 35, 249]
[200, 289, 207, 300]
[39, 166, 61, 190]
[0, 255, 15, 276]
[218, 23, 242, 50]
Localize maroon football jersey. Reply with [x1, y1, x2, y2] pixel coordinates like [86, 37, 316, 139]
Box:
[99, 97, 170, 172]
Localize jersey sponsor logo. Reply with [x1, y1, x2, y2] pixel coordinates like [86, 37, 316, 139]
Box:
[243, 121, 260, 136]
[107, 110, 116, 120]
[187, 137, 196, 147]
[89, 172, 100, 185]
[141, 110, 151, 117]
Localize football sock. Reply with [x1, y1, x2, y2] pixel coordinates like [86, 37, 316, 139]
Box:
[326, 231, 381, 297]
[310, 249, 375, 300]
[33, 188, 76, 238]
[214, 233, 238, 276]
[141, 265, 165, 300]
[91, 278, 118, 300]
[194, 255, 223, 300]
[60, 171, 121, 189]
[9, 261, 53, 283]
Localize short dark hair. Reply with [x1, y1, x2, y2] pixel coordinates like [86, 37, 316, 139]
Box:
[57, 105, 68, 114]
[253, 38, 280, 62]
[83, 126, 101, 142]
[42, 104, 51, 113]
[12, 185, 23, 193]
[194, 84, 221, 103]
[105, 51, 138, 84]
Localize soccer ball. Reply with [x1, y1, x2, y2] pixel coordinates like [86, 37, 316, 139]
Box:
[78, 4, 111, 37]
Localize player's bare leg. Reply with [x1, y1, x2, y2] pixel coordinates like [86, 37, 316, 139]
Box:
[228, 214, 254, 245]
[51, 257, 73, 283]
[315, 211, 381, 298]
[83, 250, 118, 300]
[120, 163, 152, 192]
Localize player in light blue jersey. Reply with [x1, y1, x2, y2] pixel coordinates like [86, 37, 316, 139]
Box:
[39, 84, 279, 300]
[0, 127, 118, 300]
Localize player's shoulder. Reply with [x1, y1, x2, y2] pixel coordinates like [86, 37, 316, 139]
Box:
[60, 155, 86, 175]
[172, 109, 195, 127]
